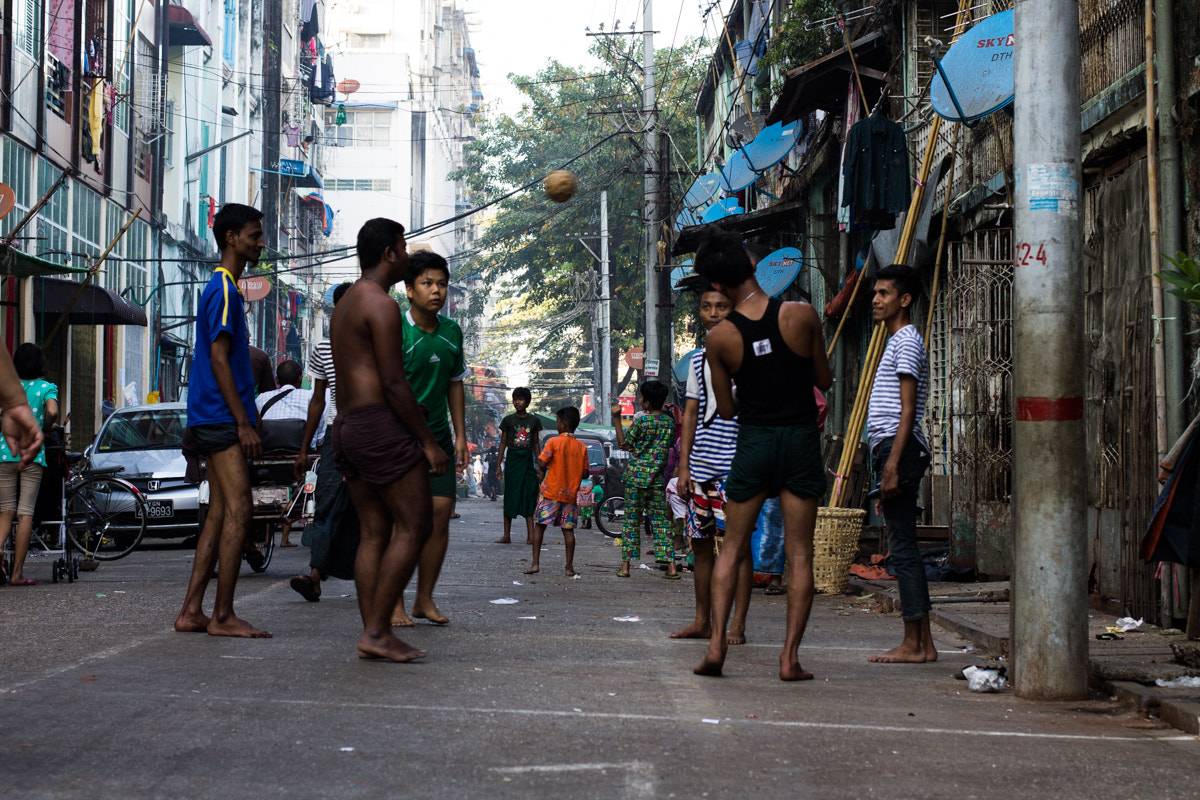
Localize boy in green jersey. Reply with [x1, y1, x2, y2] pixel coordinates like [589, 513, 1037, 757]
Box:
[393, 251, 469, 626]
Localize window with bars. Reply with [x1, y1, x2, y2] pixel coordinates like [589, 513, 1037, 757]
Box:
[72, 182, 103, 271]
[134, 35, 159, 180]
[324, 109, 392, 148]
[223, 0, 238, 65]
[1, 141, 33, 240]
[124, 217, 150, 302]
[36, 159, 70, 265]
[102, 200, 126, 291]
[326, 178, 391, 191]
[15, 0, 42, 59]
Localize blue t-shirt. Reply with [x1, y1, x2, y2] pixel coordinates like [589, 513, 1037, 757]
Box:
[187, 268, 257, 427]
[0, 379, 58, 466]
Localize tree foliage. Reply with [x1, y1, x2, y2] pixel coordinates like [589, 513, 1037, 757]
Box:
[452, 37, 708, 407]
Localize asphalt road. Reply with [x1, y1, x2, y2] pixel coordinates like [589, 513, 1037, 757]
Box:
[2, 495, 1198, 799]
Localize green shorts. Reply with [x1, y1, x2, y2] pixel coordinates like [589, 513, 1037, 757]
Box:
[428, 432, 457, 498]
[725, 422, 826, 503]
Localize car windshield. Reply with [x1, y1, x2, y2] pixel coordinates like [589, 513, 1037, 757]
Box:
[585, 442, 605, 469]
[95, 410, 187, 452]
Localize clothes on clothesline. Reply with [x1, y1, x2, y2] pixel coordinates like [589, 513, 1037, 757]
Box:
[842, 112, 911, 226]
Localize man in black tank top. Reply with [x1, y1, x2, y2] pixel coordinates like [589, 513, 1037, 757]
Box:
[691, 232, 833, 682]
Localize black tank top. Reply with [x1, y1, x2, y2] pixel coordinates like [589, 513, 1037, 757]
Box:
[727, 296, 818, 426]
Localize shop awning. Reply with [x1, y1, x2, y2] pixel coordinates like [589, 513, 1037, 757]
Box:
[766, 31, 890, 125]
[0, 248, 91, 278]
[34, 276, 148, 327]
[168, 5, 213, 47]
[672, 199, 805, 255]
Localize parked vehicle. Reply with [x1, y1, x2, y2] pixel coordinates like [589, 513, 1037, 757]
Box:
[539, 431, 619, 496]
[84, 403, 199, 541]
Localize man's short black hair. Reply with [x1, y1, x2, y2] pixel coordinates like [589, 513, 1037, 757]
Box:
[212, 203, 263, 252]
[12, 342, 44, 380]
[407, 250, 450, 286]
[357, 218, 406, 270]
[512, 387, 532, 403]
[641, 379, 668, 410]
[332, 282, 352, 305]
[276, 359, 303, 387]
[556, 405, 580, 431]
[876, 263, 921, 302]
[694, 231, 754, 287]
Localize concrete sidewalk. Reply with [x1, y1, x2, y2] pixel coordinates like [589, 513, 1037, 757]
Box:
[849, 576, 1200, 734]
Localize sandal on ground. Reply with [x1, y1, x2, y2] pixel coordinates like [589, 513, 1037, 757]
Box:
[764, 585, 786, 596]
[616, 570, 630, 578]
[663, 572, 681, 580]
[289, 575, 320, 602]
[10, 577, 37, 586]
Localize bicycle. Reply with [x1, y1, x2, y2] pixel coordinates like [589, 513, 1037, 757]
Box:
[595, 495, 626, 538]
[64, 465, 148, 561]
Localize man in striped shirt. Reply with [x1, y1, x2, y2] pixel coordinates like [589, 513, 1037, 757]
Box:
[865, 263, 935, 664]
[670, 285, 754, 644]
[290, 283, 355, 602]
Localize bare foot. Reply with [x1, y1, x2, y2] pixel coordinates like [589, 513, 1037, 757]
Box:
[868, 643, 930, 663]
[565, 567, 576, 577]
[207, 615, 272, 638]
[357, 633, 427, 663]
[693, 656, 724, 677]
[493, 537, 512, 544]
[280, 540, 296, 548]
[412, 603, 450, 625]
[174, 611, 212, 633]
[726, 630, 747, 646]
[780, 659, 814, 682]
[669, 622, 711, 639]
[392, 607, 415, 627]
[524, 565, 540, 575]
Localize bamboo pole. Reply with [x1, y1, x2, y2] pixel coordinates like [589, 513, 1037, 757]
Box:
[1145, 0, 1168, 461]
[41, 209, 142, 349]
[925, 124, 961, 345]
[841, 17, 872, 118]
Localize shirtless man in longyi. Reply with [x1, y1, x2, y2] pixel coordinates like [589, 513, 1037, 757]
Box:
[330, 217, 449, 662]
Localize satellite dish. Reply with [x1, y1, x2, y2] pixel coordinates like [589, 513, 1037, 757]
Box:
[701, 198, 744, 223]
[742, 120, 804, 172]
[670, 259, 695, 291]
[683, 173, 722, 210]
[755, 247, 804, 297]
[674, 208, 701, 231]
[929, 10, 1014, 124]
[717, 150, 758, 193]
[674, 347, 703, 383]
[726, 112, 766, 149]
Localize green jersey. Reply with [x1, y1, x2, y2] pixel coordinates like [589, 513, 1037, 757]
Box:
[401, 309, 467, 438]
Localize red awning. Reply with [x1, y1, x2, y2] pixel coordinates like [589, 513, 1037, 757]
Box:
[168, 5, 213, 48]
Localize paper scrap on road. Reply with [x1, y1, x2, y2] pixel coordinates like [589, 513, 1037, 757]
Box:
[490, 598, 519, 604]
[702, 718, 720, 725]
[1112, 616, 1144, 632]
[613, 615, 641, 622]
[340, 747, 355, 752]
[1156, 676, 1200, 688]
[638, 564, 654, 571]
[513, 581, 523, 585]
[518, 616, 538, 620]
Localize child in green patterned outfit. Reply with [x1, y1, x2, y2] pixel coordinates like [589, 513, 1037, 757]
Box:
[611, 380, 678, 579]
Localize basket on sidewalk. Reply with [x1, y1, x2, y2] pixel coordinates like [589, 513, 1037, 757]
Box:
[812, 507, 866, 593]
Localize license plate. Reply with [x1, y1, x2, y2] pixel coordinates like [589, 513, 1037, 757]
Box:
[137, 499, 174, 519]
[252, 486, 290, 506]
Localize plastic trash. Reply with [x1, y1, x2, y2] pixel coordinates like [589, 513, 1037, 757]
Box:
[1113, 616, 1144, 632]
[638, 563, 654, 571]
[489, 598, 519, 605]
[513, 581, 523, 585]
[1155, 676, 1200, 688]
[613, 615, 641, 622]
[961, 665, 1007, 693]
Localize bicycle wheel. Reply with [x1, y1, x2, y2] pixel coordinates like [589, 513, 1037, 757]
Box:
[67, 476, 146, 560]
[245, 521, 274, 573]
[595, 495, 626, 538]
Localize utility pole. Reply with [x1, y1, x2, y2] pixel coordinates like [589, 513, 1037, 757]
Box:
[1011, 0, 1088, 700]
[600, 190, 612, 416]
[642, 0, 659, 373]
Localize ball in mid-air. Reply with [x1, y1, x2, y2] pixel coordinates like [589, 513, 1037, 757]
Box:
[544, 169, 578, 203]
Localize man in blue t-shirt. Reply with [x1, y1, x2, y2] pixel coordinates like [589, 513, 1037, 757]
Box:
[866, 263, 934, 665]
[175, 203, 271, 640]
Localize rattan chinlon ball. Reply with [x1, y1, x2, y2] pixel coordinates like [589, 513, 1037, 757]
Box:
[544, 170, 578, 203]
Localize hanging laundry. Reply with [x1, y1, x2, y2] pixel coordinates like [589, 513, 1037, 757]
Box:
[207, 196, 216, 228]
[284, 123, 301, 147]
[842, 111, 910, 222]
[89, 78, 105, 158]
[300, 0, 319, 43]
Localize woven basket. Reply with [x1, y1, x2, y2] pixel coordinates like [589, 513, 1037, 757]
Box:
[812, 507, 866, 594]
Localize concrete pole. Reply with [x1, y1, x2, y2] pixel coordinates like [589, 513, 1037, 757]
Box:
[642, 0, 659, 371]
[1011, 0, 1089, 700]
[600, 190, 612, 415]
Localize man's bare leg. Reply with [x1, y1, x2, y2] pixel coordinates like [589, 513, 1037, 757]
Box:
[494, 516, 514, 544]
[174, 468, 226, 632]
[525, 522, 546, 574]
[524, 515, 535, 545]
[563, 527, 576, 576]
[205, 446, 271, 638]
[349, 471, 431, 662]
[778, 490, 818, 680]
[405, 494, 452, 624]
[869, 615, 938, 663]
[728, 556, 754, 646]
[695, 492, 767, 676]
[671, 535, 713, 639]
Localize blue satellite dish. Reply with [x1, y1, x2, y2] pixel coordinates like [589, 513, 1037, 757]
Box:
[741, 120, 804, 172]
[929, 10, 1014, 123]
[717, 149, 758, 193]
[675, 208, 701, 231]
[701, 198, 744, 223]
[683, 173, 722, 209]
[670, 259, 695, 292]
[674, 348, 703, 383]
[322, 283, 340, 305]
[756, 246, 803, 297]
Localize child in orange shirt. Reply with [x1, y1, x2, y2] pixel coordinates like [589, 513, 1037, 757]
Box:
[526, 406, 589, 576]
